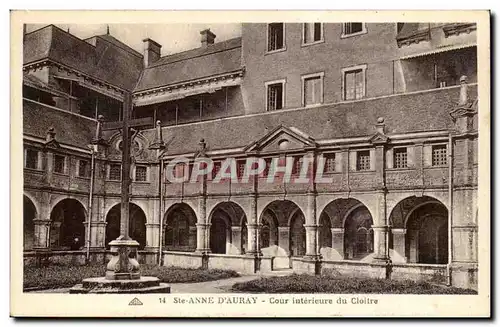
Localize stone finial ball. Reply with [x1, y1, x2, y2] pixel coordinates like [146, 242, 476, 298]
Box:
[377, 117, 385, 124]
[460, 75, 468, 83]
[98, 114, 104, 120]
[156, 120, 161, 126]
[200, 138, 205, 143]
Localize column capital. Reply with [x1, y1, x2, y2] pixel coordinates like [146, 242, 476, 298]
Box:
[196, 223, 211, 228]
[33, 219, 51, 225]
[145, 223, 160, 227]
[304, 224, 319, 229]
[331, 227, 344, 234]
[278, 226, 290, 232]
[371, 225, 390, 231]
[231, 226, 242, 232]
[391, 228, 407, 235]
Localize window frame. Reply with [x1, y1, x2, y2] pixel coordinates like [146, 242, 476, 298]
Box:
[53, 154, 67, 175]
[356, 150, 371, 171]
[323, 153, 337, 174]
[134, 165, 148, 182]
[24, 148, 40, 170]
[431, 144, 448, 167]
[302, 22, 324, 46]
[341, 64, 367, 101]
[108, 163, 122, 181]
[301, 72, 325, 107]
[393, 147, 408, 169]
[266, 23, 286, 54]
[341, 23, 367, 38]
[265, 79, 286, 111]
[77, 159, 90, 178]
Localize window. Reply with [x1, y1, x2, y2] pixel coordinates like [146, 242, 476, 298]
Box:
[25, 149, 39, 169]
[237, 160, 246, 178]
[135, 165, 147, 182]
[343, 66, 366, 100]
[262, 158, 272, 177]
[432, 145, 448, 166]
[342, 23, 366, 37]
[266, 80, 285, 111]
[267, 23, 285, 52]
[357, 151, 371, 171]
[292, 157, 302, 175]
[109, 164, 121, 181]
[78, 159, 90, 177]
[212, 161, 221, 180]
[54, 154, 66, 174]
[302, 73, 324, 106]
[323, 154, 336, 173]
[393, 148, 408, 169]
[303, 23, 323, 44]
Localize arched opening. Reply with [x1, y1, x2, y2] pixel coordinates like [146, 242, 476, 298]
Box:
[163, 203, 197, 252]
[208, 202, 246, 255]
[406, 202, 448, 264]
[260, 210, 278, 250]
[23, 195, 36, 251]
[49, 199, 87, 250]
[105, 203, 147, 250]
[344, 205, 374, 260]
[289, 211, 306, 257]
[318, 213, 332, 249]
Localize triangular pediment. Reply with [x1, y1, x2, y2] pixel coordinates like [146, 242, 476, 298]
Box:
[44, 139, 60, 149]
[369, 132, 389, 144]
[244, 125, 317, 153]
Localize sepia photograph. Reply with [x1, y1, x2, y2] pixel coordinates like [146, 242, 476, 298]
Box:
[11, 10, 490, 317]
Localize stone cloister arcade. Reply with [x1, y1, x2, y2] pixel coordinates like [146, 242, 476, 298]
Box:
[23, 192, 450, 267]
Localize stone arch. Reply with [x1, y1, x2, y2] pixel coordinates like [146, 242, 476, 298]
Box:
[289, 209, 306, 257]
[343, 205, 374, 260]
[163, 203, 197, 252]
[257, 197, 307, 225]
[318, 198, 368, 228]
[23, 195, 37, 251]
[105, 203, 147, 249]
[402, 198, 449, 264]
[208, 201, 247, 254]
[49, 198, 87, 250]
[388, 195, 444, 229]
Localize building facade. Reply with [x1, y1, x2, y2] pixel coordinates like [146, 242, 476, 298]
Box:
[22, 23, 479, 289]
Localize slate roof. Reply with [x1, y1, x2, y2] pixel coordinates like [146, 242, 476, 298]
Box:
[23, 25, 143, 91]
[134, 37, 243, 92]
[23, 99, 97, 150]
[140, 85, 474, 156]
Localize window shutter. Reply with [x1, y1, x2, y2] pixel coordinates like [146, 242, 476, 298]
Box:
[386, 148, 394, 169]
[369, 149, 376, 170]
[349, 151, 357, 171]
[423, 145, 432, 167]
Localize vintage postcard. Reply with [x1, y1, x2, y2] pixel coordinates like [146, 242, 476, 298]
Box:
[10, 10, 490, 317]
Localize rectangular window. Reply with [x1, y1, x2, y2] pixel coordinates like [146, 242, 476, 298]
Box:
[237, 160, 246, 178]
[342, 23, 365, 36]
[212, 161, 221, 180]
[432, 145, 448, 166]
[267, 23, 285, 52]
[393, 148, 408, 169]
[343, 67, 366, 100]
[292, 157, 302, 175]
[25, 149, 38, 169]
[266, 81, 284, 111]
[135, 165, 147, 182]
[302, 73, 323, 106]
[357, 151, 371, 171]
[78, 159, 89, 177]
[303, 23, 322, 44]
[263, 158, 272, 177]
[54, 154, 66, 174]
[109, 164, 121, 181]
[323, 154, 336, 173]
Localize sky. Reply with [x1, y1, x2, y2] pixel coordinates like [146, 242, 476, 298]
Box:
[26, 23, 242, 56]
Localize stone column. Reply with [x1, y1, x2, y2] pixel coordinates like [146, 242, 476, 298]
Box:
[331, 228, 344, 259]
[231, 226, 242, 254]
[188, 226, 197, 250]
[33, 219, 51, 249]
[408, 229, 419, 263]
[196, 223, 210, 253]
[391, 228, 407, 263]
[304, 225, 318, 257]
[246, 195, 260, 255]
[92, 221, 107, 248]
[278, 226, 290, 255]
[145, 223, 160, 250]
[372, 191, 390, 262]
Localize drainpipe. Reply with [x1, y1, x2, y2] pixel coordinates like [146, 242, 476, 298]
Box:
[447, 132, 453, 286]
[86, 145, 96, 262]
[158, 157, 164, 265]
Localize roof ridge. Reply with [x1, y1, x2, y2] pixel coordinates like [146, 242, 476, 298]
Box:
[94, 34, 143, 58]
[147, 36, 242, 69]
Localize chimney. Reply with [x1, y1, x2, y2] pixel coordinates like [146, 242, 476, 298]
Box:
[200, 29, 216, 48]
[142, 38, 162, 68]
